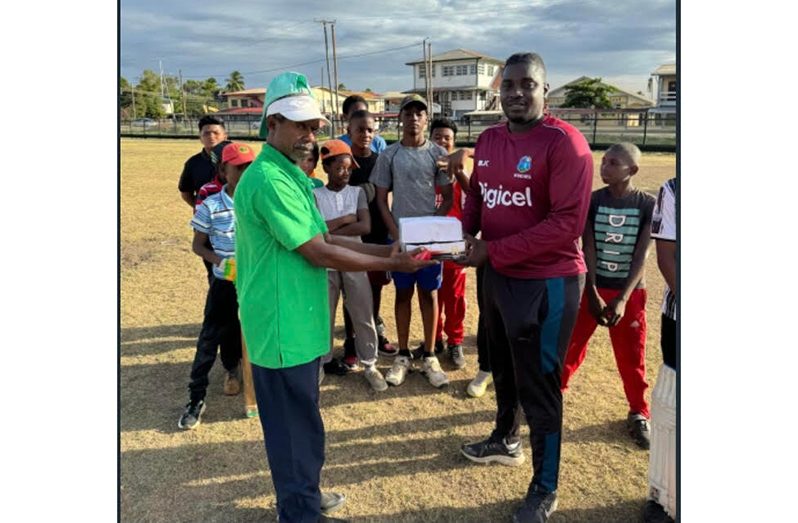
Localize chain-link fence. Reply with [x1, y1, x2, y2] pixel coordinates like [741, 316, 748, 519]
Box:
[121, 107, 675, 150]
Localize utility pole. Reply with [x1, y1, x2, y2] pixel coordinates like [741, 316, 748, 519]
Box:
[316, 19, 337, 136]
[330, 21, 341, 131]
[179, 69, 187, 123]
[422, 38, 428, 105]
[427, 40, 433, 115]
[131, 78, 137, 120]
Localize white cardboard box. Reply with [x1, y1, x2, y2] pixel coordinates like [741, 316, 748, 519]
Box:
[399, 216, 465, 257]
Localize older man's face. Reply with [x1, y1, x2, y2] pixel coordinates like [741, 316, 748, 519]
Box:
[268, 117, 323, 163]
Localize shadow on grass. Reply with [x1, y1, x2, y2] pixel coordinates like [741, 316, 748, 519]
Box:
[121, 323, 202, 358]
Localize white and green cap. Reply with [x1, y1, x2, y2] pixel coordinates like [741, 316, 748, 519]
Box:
[259, 72, 330, 138]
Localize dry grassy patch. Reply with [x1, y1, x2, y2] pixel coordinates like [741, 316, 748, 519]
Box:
[121, 138, 674, 522]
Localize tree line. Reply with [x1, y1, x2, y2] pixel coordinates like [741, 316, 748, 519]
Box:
[120, 70, 246, 119]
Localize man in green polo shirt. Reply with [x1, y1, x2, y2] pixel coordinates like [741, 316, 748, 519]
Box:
[235, 72, 434, 523]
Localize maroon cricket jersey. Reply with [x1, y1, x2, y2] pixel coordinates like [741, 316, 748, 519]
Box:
[462, 116, 593, 279]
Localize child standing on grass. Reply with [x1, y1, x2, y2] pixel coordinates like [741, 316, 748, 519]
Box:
[178, 142, 256, 430]
[340, 109, 398, 367]
[560, 142, 656, 449]
[314, 139, 388, 391]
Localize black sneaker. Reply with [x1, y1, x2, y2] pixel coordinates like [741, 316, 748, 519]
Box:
[323, 358, 350, 376]
[411, 340, 445, 360]
[448, 344, 466, 369]
[627, 413, 651, 449]
[643, 499, 674, 523]
[512, 485, 558, 523]
[460, 436, 525, 466]
[178, 400, 206, 430]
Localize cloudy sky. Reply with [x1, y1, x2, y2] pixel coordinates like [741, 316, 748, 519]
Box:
[120, 0, 675, 96]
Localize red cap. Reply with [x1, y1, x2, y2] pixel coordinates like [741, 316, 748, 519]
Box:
[320, 139, 360, 168]
[221, 143, 256, 166]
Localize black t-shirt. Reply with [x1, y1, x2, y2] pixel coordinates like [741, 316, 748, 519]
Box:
[178, 149, 215, 196]
[588, 187, 655, 290]
[351, 153, 389, 243]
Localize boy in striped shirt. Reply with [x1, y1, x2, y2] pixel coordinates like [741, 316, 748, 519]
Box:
[178, 142, 255, 430]
[560, 142, 656, 449]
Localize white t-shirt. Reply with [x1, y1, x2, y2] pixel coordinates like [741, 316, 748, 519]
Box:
[313, 184, 368, 240]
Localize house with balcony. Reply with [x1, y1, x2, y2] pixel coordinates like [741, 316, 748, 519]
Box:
[406, 48, 504, 120]
[648, 63, 676, 124]
[216, 88, 266, 123]
[546, 77, 653, 128]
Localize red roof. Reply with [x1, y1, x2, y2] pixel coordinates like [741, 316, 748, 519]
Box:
[214, 107, 263, 116]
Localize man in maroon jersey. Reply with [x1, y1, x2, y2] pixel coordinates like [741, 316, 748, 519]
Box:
[455, 52, 593, 523]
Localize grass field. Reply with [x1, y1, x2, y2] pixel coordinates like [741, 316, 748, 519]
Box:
[120, 138, 675, 522]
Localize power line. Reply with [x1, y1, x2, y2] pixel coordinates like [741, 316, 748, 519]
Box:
[174, 41, 422, 80]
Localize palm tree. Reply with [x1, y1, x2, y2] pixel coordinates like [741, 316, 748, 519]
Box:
[225, 71, 245, 92]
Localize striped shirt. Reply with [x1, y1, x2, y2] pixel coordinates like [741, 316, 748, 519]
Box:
[589, 187, 655, 290]
[191, 187, 236, 280]
[651, 178, 676, 319]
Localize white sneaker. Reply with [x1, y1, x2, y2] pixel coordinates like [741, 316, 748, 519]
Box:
[421, 356, 449, 388]
[467, 370, 493, 398]
[364, 365, 388, 392]
[385, 355, 411, 386]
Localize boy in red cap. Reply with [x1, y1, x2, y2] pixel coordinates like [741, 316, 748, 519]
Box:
[178, 142, 256, 430]
[314, 139, 388, 391]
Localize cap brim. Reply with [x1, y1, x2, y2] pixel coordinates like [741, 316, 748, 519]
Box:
[260, 95, 331, 138]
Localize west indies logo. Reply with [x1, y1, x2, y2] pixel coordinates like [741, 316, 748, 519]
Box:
[516, 155, 532, 173]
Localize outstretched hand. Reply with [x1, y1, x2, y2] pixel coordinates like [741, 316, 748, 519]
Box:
[390, 244, 438, 273]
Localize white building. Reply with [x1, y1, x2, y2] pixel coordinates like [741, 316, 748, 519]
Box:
[648, 63, 676, 122]
[406, 48, 504, 120]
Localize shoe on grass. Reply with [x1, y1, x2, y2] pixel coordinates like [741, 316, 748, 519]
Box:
[411, 340, 444, 360]
[364, 365, 388, 392]
[223, 371, 241, 396]
[627, 412, 651, 449]
[420, 355, 449, 388]
[323, 358, 350, 376]
[512, 484, 558, 523]
[461, 436, 524, 466]
[178, 400, 206, 430]
[321, 491, 346, 514]
[467, 370, 493, 398]
[447, 344, 466, 369]
[385, 355, 411, 386]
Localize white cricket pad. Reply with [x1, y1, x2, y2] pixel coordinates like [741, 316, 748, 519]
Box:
[648, 364, 677, 518]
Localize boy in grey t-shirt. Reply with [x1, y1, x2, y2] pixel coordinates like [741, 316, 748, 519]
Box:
[369, 94, 453, 389]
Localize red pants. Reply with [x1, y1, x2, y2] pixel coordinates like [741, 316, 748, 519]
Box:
[561, 287, 649, 418]
[435, 261, 467, 345]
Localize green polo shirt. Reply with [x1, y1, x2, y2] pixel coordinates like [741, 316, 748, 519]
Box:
[234, 144, 330, 369]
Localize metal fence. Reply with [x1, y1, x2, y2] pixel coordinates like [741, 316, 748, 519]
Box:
[121, 108, 676, 150]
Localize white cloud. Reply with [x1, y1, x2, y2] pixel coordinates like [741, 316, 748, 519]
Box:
[121, 0, 675, 93]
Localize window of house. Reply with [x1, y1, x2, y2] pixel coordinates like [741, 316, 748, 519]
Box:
[470, 65, 476, 75]
[230, 99, 239, 107]
[456, 65, 468, 75]
[419, 64, 426, 78]
[443, 65, 454, 77]
[241, 99, 249, 108]
[464, 91, 473, 100]
[478, 64, 485, 75]
[488, 65, 495, 76]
